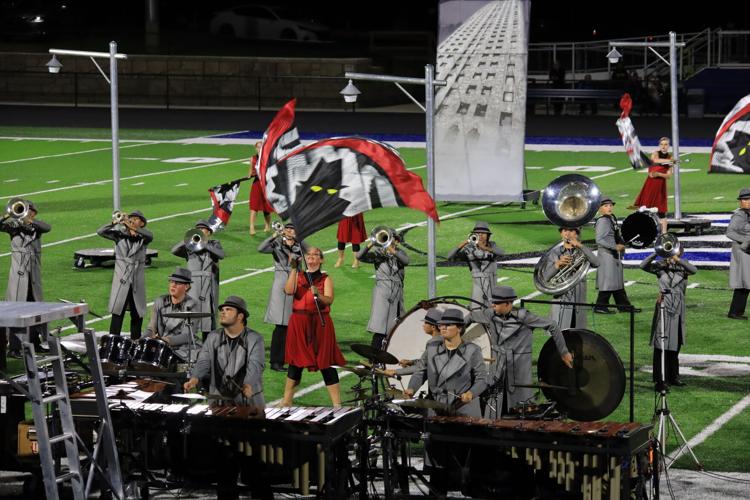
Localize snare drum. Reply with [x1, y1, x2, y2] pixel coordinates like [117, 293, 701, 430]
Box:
[131, 338, 176, 372]
[384, 298, 492, 390]
[99, 334, 133, 370]
[621, 211, 659, 249]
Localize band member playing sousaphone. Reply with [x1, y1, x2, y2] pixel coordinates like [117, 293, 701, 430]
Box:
[144, 267, 201, 362]
[258, 222, 306, 371]
[357, 226, 409, 349]
[171, 219, 224, 341]
[541, 226, 599, 329]
[468, 286, 573, 418]
[594, 197, 638, 314]
[447, 222, 504, 307]
[97, 210, 153, 338]
[1, 199, 50, 362]
[727, 188, 750, 320]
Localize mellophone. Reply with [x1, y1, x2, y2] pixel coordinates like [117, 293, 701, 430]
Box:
[387, 413, 652, 500]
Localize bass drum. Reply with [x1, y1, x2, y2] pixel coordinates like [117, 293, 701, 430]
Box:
[621, 211, 659, 249]
[384, 297, 492, 391]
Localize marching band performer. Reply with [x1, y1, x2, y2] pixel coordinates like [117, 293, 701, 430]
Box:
[727, 188, 750, 320]
[403, 308, 488, 417]
[1, 200, 50, 361]
[447, 222, 504, 307]
[356, 229, 409, 349]
[171, 220, 224, 341]
[632, 137, 673, 233]
[98, 210, 152, 339]
[334, 214, 366, 268]
[258, 222, 305, 371]
[468, 286, 573, 418]
[248, 140, 273, 236]
[281, 247, 346, 407]
[542, 226, 599, 329]
[640, 245, 696, 388]
[384, 307, 443, 377]
[594, 197, 637, 314]
[144, 267, 200, 362]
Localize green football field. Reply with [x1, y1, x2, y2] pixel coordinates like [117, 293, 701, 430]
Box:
[1, 126, 748, 472]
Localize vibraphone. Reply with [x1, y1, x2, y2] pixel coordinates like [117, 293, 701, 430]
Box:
[387, 414, 653, 500]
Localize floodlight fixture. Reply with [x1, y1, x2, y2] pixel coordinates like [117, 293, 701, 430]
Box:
[46, 54, 62, 74]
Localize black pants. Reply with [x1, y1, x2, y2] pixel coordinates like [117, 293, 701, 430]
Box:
[371, 332, 387, 351]
[109, 287, 143, 339]
[5, 286, 46, 356]
[270, 324, 287, 366]
[596, 289, 632, 311]
[653, 348, 680, 384]
[729, 288, 750, 316]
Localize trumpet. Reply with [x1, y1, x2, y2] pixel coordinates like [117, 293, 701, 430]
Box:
[655, 233, 680, 259]
[468, 233, 480, 245]
[184, 228, 207, 252]
[271, 221, 284, 233]
[370, 225, 394, 247]
[112, 210, 129, 225]
[4, 198, 30, 221]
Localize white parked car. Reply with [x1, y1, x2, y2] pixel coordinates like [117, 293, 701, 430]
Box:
[209, 5, 328, 41]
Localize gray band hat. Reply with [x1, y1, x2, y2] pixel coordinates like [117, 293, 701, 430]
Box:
[25, 200, 37, 213]
[128, 210, 148, 226]
[472, 221, 492, 234]
[737, 188, 750, 200]
[423, 308, 442, 326]
[599, 196, 615, 207]
[168, 267, 193, 284]
[437, 308, 465, 325]
[284, 222, 296, 229]
[491, 285, 518, 303]
[195, 219, 213, 231]
[219, 295, 249, 318]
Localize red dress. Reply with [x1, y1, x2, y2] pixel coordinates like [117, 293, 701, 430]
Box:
[336, 214, 367, 244]
[285, 271, 346, 371]
[248, 155, 274, 213]
[634, 163, 670, 214]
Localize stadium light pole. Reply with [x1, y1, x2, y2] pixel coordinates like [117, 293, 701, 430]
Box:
[341, 67, 447, 298]
[608, 32, 686, 219]
[47, 42, 128, 211]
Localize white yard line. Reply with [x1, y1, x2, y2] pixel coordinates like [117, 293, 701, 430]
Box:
[591, 167, 633, 180]
[0, 141, 156, 165]
[687, 283, 701, 289]
[268, 371, 354, 406]
[407, 165, 426, 171]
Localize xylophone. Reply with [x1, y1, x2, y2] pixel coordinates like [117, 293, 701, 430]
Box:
[387, 414, 653, 500]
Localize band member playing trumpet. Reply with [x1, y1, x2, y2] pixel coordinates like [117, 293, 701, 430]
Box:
[727, 188, 750, 320]
[171, 219, 224, 340]
[357, 227, 409, 349]
[403, 308, 488, 417]
[144, 267, 201, 361]
[468, 286, 573, 418]
[632, 137, 673, 233]
[248, 140, 273, 236]
[594, 198, 637, 314]
[97, 210, 152, 339]
[1, 199, 50, 362]
[542, 226, 599, 329]
[281, 247, 346, 407]
[258, 222, 306, 371]
[640, 241, 696, 389]
[334, 214, 366, 268]
[447, 222, 504, 307]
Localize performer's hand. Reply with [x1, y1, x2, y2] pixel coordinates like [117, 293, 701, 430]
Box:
[383, 369, 396, 377]
[289, 255, 300, 267]
[561, 352, 574, 369]
[460, 391, 473, 403]
[616, 244, 626, 253]
[671, 255, 680, 263]
[398, 359, 413, 368]
[649, 171, 657, 178]
[242, 384, 254, 399]
[311, 285, 320, 298]
[556, 255, 573, 269]
[160, 336, 170, 345]
[183, 377, 199, 391]
[403, 388, 415, 398]
[569, 239, 582, 248]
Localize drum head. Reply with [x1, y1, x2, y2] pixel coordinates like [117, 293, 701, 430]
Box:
[384, 297, 491, 390]
[538, 329, 625, 421]
[622, 211, 659, 249]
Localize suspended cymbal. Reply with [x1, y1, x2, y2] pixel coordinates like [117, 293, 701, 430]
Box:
[513, 382, 569, 391]
[392, 398, 452, 413]
[162, 311, 213, 319]
[385, 387, 405, 398]
[334, 364, 372, 377]
[538, 328, 626, 421]
[350, 343, 399, 365]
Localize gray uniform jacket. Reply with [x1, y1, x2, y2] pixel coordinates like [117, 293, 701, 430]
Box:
[1, 219, 50, 301]
[447, 242, 504, 306]
[640, 254, 697, 351]
[193, 327, 265, 408]
[258, 236, 306, 326]
[468, 307, 569, 418]
[407, 340, 488, 417]
[145, 294, 201, 361]
[726, 209, 750, 289]
[395, 335, 443, 376]
[542, 244, 599, 329]
[356, 245, 410, 335]
[97, 223, 153, 317]
[595, 215, 624, 291]
[171, 240, 224, 332]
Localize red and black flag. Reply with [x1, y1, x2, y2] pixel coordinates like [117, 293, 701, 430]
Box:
[615, 93, 651, 169]
[207, 177, 250, 231]
[710, 93, 750, 174]
[257, 98, 301, 189]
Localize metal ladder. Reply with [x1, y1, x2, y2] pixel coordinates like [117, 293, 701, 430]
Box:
[21, 329, 124, 500]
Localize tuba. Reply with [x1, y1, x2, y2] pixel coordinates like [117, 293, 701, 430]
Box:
[654, 233, 680, 258]
[533, 174, 601, 295]
[184, 228, 206, 252]
[5, 198, 30, 220]
[370, 225, 394, 247]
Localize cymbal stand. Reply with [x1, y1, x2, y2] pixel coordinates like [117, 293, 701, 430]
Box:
[653, 294, 702, 470]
